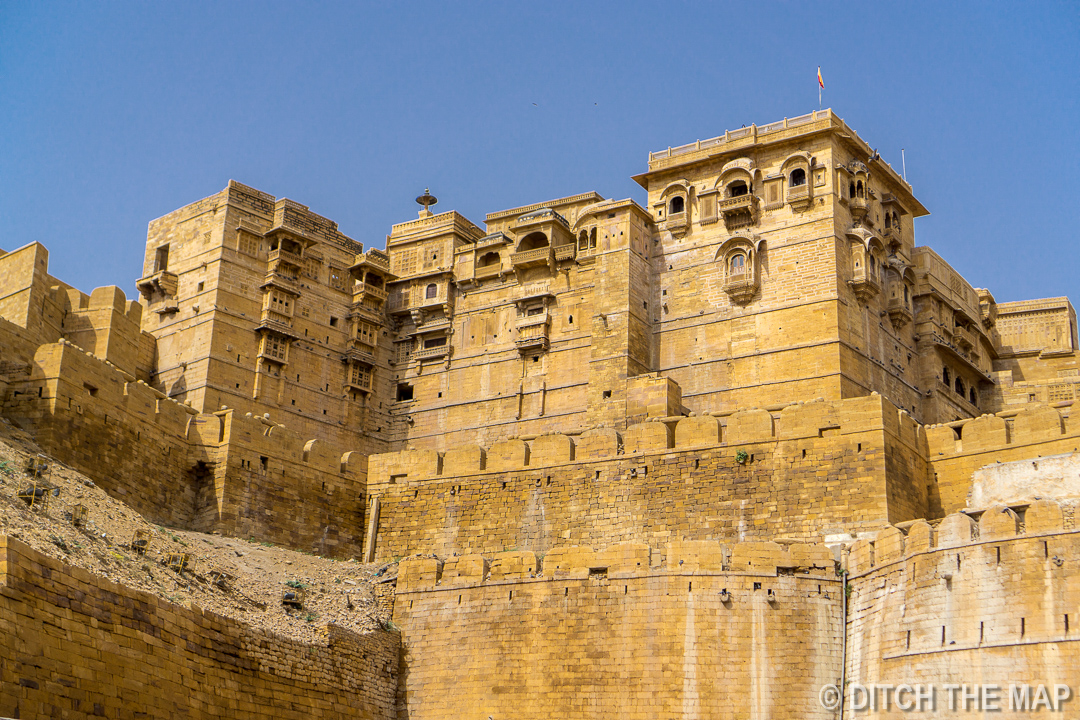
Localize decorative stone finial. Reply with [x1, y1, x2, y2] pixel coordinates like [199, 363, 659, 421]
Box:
[416, 188, 438, 218]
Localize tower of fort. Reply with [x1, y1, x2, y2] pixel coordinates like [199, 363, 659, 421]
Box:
[1, 110, 1078, 718]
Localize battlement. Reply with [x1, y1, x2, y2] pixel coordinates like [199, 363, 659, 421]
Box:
[397, 538, 837, 593]
[925, 402, 1080, 513]
[847, 498, 1074, 576]
[369, 393, 915, 484]
[845, 503, 1080, 689]
[2, 338, 371, 555]
[365, 394, 929, 561]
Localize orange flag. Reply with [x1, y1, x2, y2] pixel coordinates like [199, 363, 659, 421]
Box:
[818, 67, 824, 89]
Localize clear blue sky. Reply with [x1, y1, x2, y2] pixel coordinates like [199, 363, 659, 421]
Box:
[2, 2, 1077, 304]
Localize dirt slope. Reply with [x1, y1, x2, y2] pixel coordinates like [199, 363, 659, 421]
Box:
[0, 417, 396, 643]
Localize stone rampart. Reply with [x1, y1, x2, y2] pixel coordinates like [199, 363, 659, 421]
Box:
[393, 540, 841, 719]
[366, 394, 929, 559]
[0, 536, 399, 719]
[204, 410, 369, 556]
[926, 402, 1079, 514]
[1, 339, 370, 556]
[845, 502, 1080, 716]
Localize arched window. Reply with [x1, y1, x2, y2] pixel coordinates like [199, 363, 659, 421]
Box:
[425, 283, 438, 300]
[578, 230, 588, 251]
[884, 213, 891, 229]
[730, 254, 746, 276]
[727, 181, 749, 198]
[849, 181, 856, 198]
[669, 196, 685, 214]
[790, 168, 807, 187]
[589, 228, 597, 249]
[969, 388, 978, 406]
[856, 180, 864, 198]
[955, 377, 965, 395]
[518, 231, 549, 251]
[868, 255, 876, 277]
[942, 366, 951, 385]
[903, 284, 910, 305]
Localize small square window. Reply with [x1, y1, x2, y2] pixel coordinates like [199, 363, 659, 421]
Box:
[330, 316, 338, 327]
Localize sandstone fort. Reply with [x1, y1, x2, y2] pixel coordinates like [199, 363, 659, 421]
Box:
[1, 110, 1078, 717]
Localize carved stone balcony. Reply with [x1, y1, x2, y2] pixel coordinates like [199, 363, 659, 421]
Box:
[268, 247, 303, 267]
[345, 361, 374, 393]
[474, 263, 502, 280]
[261, 269, 300, 295]
[887, 295, 913, 329]
[350, 248, 391, 274]
[723, 274, 759, 305]
[848, 195, 868, 221]
[146, 297, 179, 315]
[787, 184, 811, 210]
[511, 246, 553, 269]
[661, 211, 687, 234]
[849, 275, 881, 304]
[881, 225, 901, 249]
[348, 301, 384, 324]
[553, 244, 576, 262]
[720, 195, 756, 231]
[953, 326, 976, 352]
[257, 309, 300, 339]
[515, 316, 550, 353]
[415, 344, 449, 360]
[136, 270, 178, 298]
[344, 340, 376, 365]
[352, 281, 388, 304]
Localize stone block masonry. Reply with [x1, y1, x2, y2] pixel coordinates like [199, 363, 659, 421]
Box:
[844, 500, 1080, 718]
[0, 536, 399, 719]
[1, 336, 370, 557]
[366, 394, 928, 560]
[394, 540, 841, 719]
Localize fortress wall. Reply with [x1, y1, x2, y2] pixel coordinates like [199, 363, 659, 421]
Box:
[845, 504, 1080, 715]
[0, 536, 398, 719]
[1, 341, 369, 556]
[206, 411, 369, 557]
[926, 402, 1080, 514]
[367, 394, 928, 560]
[393, 541, 841, 719]
[2, 340, 203, 528]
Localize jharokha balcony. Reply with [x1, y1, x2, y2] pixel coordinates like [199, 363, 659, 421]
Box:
[257, 309, 300, 339]
[887, 294, 913, 329]
[720, 194, 756, 230]
[352, 281, 388, 304]
[515, 312, 550, 352]
[511, 246, 553, 269]
[849, 273, 881, 304]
